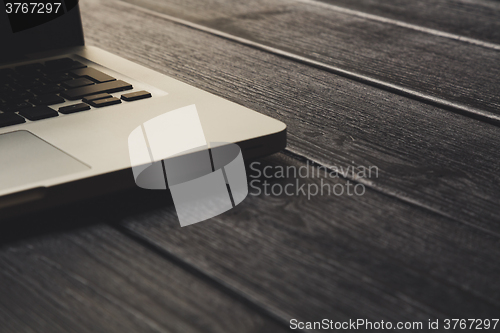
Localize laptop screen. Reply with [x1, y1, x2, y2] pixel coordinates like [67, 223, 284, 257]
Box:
[0, 0, 84, 63]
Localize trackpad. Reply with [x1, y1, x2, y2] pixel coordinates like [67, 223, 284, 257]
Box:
[0, 131, 89, 191]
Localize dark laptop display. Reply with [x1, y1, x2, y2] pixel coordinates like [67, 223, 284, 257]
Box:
[0, 0, 84, 63]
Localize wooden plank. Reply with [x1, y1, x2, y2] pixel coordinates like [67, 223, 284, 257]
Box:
[315, 0, 500, 44]
[119, 0, 500, 121]
[117, 0, 500, 44]
[119, 154, 500, 325]
[0, 224, 289, 333]
[80, 0, 500, 234]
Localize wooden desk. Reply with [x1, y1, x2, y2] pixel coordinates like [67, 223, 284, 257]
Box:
[1, 0, 499, 331]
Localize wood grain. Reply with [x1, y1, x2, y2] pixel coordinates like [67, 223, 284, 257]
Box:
[80, 0, 500, 234]
[120, 154, 500, 325]
[0, 225, 289, 333]
[1, 1, 498, 330]
[120, 0, 500, 119]
[316, 0, 500, 44]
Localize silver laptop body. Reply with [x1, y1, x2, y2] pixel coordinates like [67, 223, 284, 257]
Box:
[0, 3, 286, 219]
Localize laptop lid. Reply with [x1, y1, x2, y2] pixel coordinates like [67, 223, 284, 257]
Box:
[0, 0, 84, 64]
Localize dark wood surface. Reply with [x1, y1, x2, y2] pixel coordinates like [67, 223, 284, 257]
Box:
[0, 225, 287, 333]
[122, 0, 500, 122]
[1, 0, 499, 331]
[316, 0, 500, 44]
[120, 155, 500, 323]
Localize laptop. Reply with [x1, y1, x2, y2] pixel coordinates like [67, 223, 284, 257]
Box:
[0, 2, 286, 219]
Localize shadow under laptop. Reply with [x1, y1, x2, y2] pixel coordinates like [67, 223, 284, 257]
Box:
[0, 186, 174, 247]
[0, 154, 296, 247]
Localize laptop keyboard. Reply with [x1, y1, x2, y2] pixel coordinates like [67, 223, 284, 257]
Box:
[0, 57, 152, 128]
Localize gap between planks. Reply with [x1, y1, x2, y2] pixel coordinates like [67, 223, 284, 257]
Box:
[112, 222, 500, 330]
[109, 160, 500, 322]
[114, 0, 500, 127]
[112, 224, 303, 333]
[293, 0, 500, 51]
[281, 149, 500, 239]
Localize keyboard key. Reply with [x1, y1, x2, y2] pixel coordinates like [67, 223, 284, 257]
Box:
[121, 90, 152, 102]
[32, 84, 64, 95]
[70, 68, 116, 83]
[82, 93, 112, 103]
[45, 60, 86, 73]
[0, 84, 14, 93]
[61, 80, 132, 100]
[0, 113, 26, 128]
[30, 94, 65, 106]
[0, 76, 14, 85]
[0, 91, 15, 101]
[19, 106, 58, 120]
[59, 103, 91, 114]
[60, 61, 87, 72]
[0, 68, 15, 76]
[88, 97, 121, 108]
[5, 91, 34, 102]
[8, 82, 24, 91]
[15, 77, 42, 88]
[44, 73, 72, 83]
[15, 63, 44, 75]
[16, 91, 35, 99]
[44, 58, 73, 67]
[13, 72, 45, 82]
[62, 78, 94, 89]
[1, 101, 33, 112]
